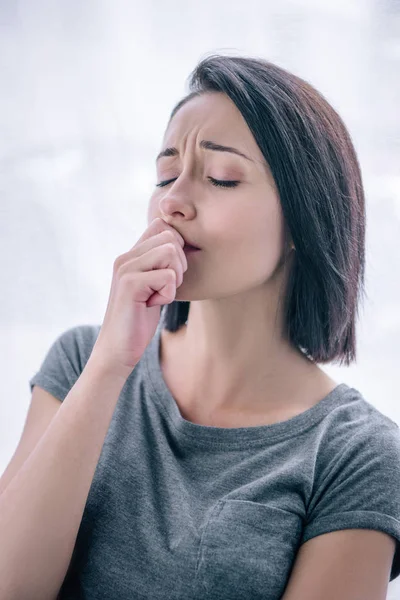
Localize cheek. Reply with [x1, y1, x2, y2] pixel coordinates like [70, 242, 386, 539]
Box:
[227, 207, 286, 275]
[227, 207, 283, 250]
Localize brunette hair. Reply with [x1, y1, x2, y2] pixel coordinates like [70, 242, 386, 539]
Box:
[160, 54, 366, 366]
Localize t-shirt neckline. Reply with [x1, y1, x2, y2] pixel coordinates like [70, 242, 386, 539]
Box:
[143, 321, 352, 448]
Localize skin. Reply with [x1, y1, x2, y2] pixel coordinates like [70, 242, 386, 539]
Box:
[147, 91, 337, 425]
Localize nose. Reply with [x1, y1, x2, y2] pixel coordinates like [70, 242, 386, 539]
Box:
[158, 187, 196, 220]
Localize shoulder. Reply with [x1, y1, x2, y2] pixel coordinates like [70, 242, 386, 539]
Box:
[306, 384, 400, 525]
[318, 384, 398, 446]
[29, 323, 102, 401]
[317, 384, 400, 484]
[56, 323, 102, 364]
[38, 323, 102, 379]
[58, 323, 101, 345]
[301, 386, 400, 581]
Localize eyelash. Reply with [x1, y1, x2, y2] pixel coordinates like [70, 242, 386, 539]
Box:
[155, 177, 240, 189]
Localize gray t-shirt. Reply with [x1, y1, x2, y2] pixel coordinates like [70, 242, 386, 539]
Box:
[29, 321, 400, 599]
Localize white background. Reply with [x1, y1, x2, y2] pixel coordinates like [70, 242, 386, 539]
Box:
[1, 0, 399, 597]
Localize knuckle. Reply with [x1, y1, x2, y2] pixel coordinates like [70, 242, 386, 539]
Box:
[113, 255, 124, 271]
[168, 268, 176, 281]
[165, 242, 176, 255]
[116, 256, 135, 278]
[162, 229, 176, 241]
[119, 270, 136, 287]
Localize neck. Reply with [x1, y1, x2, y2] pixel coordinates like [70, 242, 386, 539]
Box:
[161, 297, 326, 417]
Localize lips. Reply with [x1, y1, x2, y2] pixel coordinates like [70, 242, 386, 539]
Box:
[182, 237, 200, 250]
[183, 244, 201, 255]
[178, 230, 201, 249]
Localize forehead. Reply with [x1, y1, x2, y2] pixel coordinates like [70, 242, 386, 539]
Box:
[163, 92, 266, 166]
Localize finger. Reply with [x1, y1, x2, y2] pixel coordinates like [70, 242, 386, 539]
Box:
[119, 243, 185, 287]
[136, 230, 188, 272]
[134, 217, 185, 249]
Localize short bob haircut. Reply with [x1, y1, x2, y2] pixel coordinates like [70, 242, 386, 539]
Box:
[160, 54, 366, 367]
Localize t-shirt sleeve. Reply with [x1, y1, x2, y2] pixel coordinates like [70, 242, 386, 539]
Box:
[29, 324, 101, 402]
[300, 420, 400, 582]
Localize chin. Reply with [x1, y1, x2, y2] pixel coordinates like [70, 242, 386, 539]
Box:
[174, 288, 196, 302]
[174, 282, 200, 301]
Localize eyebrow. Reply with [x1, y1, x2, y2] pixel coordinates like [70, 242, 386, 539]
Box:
[156, 139, 254, 163]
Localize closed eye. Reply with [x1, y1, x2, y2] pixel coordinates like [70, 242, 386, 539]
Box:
[155, 177, 240, 189]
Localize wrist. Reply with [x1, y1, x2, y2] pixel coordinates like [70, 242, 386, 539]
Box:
[84, 353, 136, 385]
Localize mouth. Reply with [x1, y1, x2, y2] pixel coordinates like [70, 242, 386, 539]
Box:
[183, 243, 201, 253]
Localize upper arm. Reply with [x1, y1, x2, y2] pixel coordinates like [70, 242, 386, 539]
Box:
[0, 385, 61, 496]
[281, 528, 396, 600]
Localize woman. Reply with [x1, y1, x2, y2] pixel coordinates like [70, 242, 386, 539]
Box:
[14, 54, 400, 599]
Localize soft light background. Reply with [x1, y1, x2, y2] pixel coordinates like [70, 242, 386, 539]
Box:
[1, 0, 399, 596]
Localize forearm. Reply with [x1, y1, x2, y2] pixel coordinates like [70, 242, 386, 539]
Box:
[0, 359, 130, 600]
